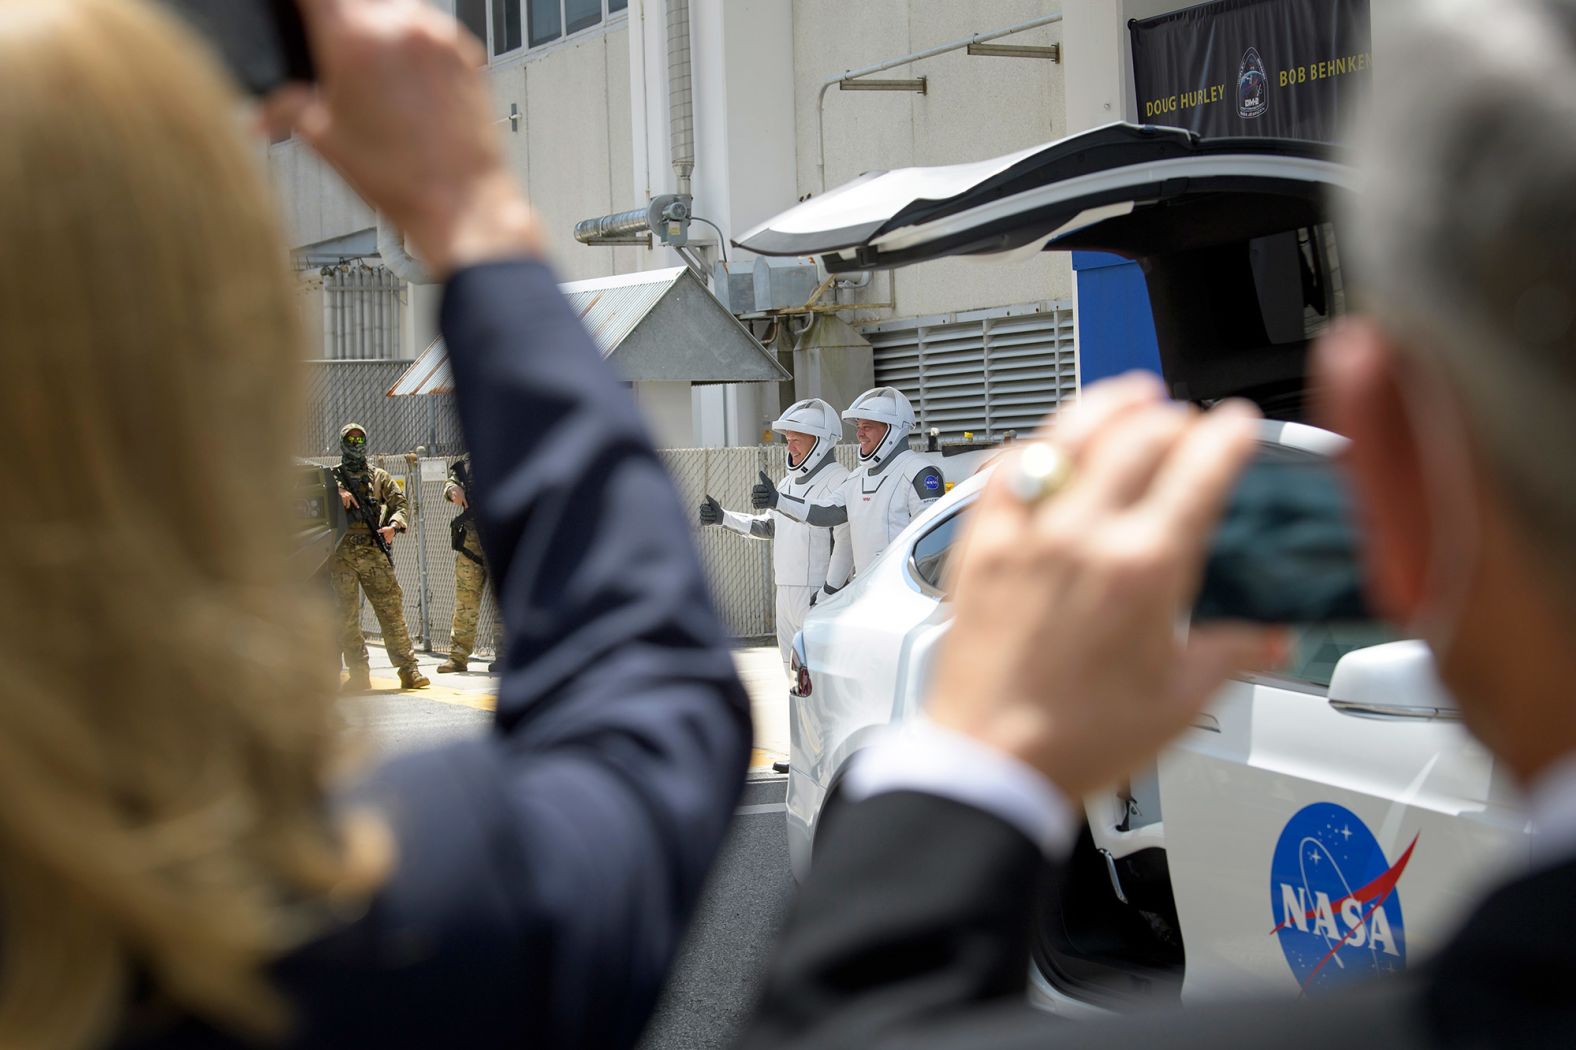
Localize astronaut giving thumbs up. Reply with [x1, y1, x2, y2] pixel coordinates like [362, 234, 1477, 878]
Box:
[698, 399, 851, 669]
[756, 387, 943, 592]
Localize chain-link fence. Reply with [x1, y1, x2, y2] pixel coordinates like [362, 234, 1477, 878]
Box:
[662, 444, 863, 638]
[315, 446, 852, 659]
[302, 363, 466, 458]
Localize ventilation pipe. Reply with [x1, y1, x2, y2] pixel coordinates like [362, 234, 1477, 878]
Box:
[667, 0, 694, 198]
[377, 214, 432, 285]
[574, 0, 700, 271]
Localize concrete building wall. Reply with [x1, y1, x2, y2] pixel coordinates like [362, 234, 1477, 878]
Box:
[635, 380, 697, 448]
[269, 15, 643, 357]
[790, 0, 1072, 319]
[275, 1, 1176, 442]
[269, 142, 375, 253]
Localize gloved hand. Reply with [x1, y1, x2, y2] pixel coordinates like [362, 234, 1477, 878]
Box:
[699, 494, 723, 527]
[752, 470, 779, 510]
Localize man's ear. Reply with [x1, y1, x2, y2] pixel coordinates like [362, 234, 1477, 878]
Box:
[1312, 320, 1432, 624]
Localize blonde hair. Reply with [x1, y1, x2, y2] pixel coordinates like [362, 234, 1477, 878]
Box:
[0, 1, 384, 1045]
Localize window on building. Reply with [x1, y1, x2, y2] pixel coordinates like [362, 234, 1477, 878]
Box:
[467, 0, 627, 58]
[564, 0, 603, 34]
[493, 0, 523, 54]
[456, 0, 488, 48]
[527, 0, 561, 47]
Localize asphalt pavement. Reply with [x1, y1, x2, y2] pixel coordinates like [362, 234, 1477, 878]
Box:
[345, 644, 798, 1049]
[639, 773, 794, 1050]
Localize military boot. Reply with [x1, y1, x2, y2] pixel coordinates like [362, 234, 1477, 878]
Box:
[341, 668, 372, 693]
[436, 656, 467, 673]
[399, 667, 430, 690]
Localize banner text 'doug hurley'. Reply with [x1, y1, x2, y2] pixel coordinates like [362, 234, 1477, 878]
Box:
[1130, 0, 1371, 144]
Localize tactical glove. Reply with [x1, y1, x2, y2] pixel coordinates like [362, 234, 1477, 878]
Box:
[699, 494, 723, 527]
[751, 470, 779, 510]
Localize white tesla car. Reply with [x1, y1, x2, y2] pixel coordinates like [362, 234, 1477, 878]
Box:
[739, 124, 1532, 1013]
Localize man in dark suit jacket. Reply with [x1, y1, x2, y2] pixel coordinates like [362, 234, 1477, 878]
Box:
[740, 2, 1576, 1048]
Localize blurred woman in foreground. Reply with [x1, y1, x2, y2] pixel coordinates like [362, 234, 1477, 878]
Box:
[0, 1, 751, 1047]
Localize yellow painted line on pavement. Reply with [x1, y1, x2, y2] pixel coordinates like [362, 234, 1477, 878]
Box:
[362, 680, 785, 762]
[750, 747, 788, 771]
[367, 677, 497, 713]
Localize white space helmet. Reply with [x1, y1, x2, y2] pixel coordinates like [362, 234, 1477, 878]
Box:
[842, 386, 916, 465]
[772, 398, 842, 475]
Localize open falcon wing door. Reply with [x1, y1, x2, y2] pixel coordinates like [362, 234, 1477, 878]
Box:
[737, 123, 1355, 418]
[737, 123, 1347, 270]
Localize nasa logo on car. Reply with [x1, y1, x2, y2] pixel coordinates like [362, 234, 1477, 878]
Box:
[1268, 802, 1418, 994]
[1238, 46, 1268, 119]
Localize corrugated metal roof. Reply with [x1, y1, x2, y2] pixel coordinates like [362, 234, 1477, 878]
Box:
[561, 267, 686, 357]
[389, 266, 788, 395]
[386, 339, 454, 396]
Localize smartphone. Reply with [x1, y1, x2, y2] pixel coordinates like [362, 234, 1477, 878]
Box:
[1192, 456, 1371, 624]
[159, 0, 314, 96]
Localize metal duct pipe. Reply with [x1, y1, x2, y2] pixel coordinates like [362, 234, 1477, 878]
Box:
[575, 205, 658, 243]
[667, 0, 694, 197]
[377, 214, 432, 285]
[324, 270, 337, 360]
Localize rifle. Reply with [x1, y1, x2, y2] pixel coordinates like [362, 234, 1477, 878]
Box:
[333, 465, 395, 566]
[449, 459, 486, 568]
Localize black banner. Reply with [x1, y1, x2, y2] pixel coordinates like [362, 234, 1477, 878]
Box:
[1130, 0, 1370, 143]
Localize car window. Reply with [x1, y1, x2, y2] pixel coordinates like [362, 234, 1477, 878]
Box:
[1278, 622, 1401, 689]
[1249, 222, 1345, 346]
[911, 511, 964, 593]
[912, 488, 1395, 686]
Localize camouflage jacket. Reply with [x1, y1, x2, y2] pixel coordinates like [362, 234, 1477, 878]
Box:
[339, 465, 409, 533]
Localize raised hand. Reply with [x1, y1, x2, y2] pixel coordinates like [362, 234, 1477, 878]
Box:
[751, 470, 779, 511]
[925, 374, 1279, 799]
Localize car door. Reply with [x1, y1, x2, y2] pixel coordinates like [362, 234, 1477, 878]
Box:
[1158, 639, 1530, 1002]
[737, 123, 1348, 271]
[739, 123, 1354, 419]
[748, 119, 1532, 1007]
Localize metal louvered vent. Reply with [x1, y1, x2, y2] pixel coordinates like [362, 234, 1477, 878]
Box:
[865, 301, 1077, 441]
[322, 264, 405, 361]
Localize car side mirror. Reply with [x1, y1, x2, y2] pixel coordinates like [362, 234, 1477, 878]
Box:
[1326, 640, 1461, 721]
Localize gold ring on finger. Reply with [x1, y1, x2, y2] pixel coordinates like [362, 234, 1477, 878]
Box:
[1004, 442, 1072, 506]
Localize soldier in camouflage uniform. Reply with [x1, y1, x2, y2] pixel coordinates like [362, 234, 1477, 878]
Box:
[437, 454, 488, 673]
[331, 423, 430, 691]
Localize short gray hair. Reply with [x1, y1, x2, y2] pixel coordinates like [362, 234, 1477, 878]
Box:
[1351, 0, 1576, 585]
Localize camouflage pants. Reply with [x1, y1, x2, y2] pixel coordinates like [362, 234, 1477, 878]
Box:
[332, 535, 418, 675]
[449, 527, 488, 663]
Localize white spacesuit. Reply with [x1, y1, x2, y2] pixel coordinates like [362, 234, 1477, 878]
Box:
[699, 398, 851, 668]
[763, 387, 942, 590]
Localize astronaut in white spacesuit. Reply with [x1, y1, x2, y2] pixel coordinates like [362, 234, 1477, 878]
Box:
[754, 386, 942, 594]
[699, 398, 851, 668]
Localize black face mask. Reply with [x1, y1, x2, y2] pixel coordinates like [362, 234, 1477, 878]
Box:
[340, 434, 368, 471]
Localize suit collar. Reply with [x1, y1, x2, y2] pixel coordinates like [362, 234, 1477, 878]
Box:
[791, 455, 836, 486]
